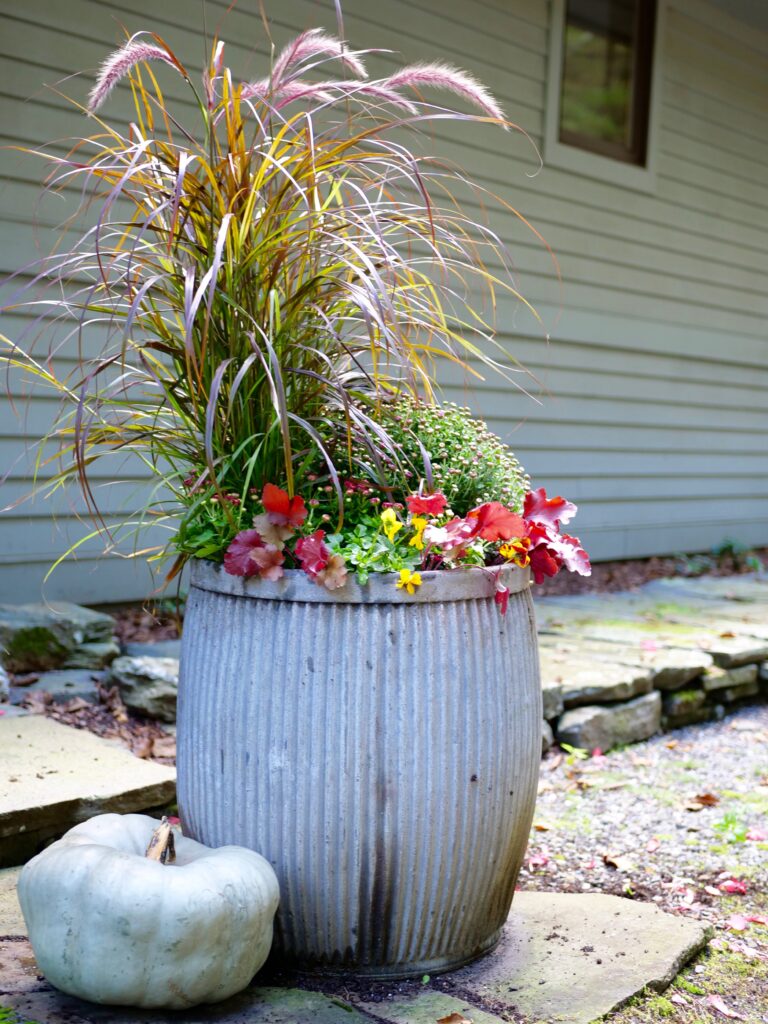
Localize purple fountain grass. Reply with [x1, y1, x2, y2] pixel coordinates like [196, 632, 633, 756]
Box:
[383, 62, 507, 124]
[1, 21, 551, 579]
[87, 34, 187, 114]
[271, 27, 368, 86]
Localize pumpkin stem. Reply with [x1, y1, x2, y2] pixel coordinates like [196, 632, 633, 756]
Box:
[145, 816, 176, 864]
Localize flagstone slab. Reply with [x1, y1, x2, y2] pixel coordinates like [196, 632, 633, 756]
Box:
[0, 969, 373, 1024]
[0, 891, 709, 1024]
[358, 990, 507, 1023]
[556, 692, 661, 750]
[447, 891, 710, 1024]
[0, 716, 175, 866]
[539, 653, 653, 707]
[0, 865, 24, 935]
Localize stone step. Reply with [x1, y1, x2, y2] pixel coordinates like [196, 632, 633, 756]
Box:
[0, 717, 176, 867]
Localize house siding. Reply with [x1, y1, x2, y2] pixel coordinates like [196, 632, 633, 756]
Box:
[0, 0, 766, 602]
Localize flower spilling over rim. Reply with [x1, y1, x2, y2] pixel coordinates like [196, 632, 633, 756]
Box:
[223, 483, 590, 610]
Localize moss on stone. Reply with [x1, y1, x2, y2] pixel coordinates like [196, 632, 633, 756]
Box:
[3, 627, 70, 672]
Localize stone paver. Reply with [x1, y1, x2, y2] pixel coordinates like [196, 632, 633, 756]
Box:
[0, 716, 175, 866]
[0, 865, 24, 934]
[448, 892, 710, 1024]
[1, 876, 707, 1024]
[8, 668, 103, 706]
[556, 691, 662, 749]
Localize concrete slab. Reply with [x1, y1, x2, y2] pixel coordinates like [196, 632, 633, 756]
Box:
[448, 892, 710, 1024]
[0, 717, 176, 866]
[0, 866, 24, 935]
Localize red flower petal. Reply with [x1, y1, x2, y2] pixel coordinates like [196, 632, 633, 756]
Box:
[249, 544, 285, 581]
[529, 544, 561, 584]
[524, 487, 577, 528]
[466, 502, 526, 542]
[262, 483, 307, 528]
[406, 492, 448, 516]
[223, 529, 265, 577]
[494, 581, 510, 615]
[295, 530, 330, 578]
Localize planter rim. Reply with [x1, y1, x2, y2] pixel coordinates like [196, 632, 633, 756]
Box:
[189, 558, 530, 604]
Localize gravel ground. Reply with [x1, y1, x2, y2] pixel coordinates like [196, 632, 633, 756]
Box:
[521, 702, 768, 1022]
[521, 703, 768, 917]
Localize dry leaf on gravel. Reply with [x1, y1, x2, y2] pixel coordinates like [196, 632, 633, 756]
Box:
[706, 994, 746, 1019]
[686, 792, 720, 811]
[646, 837, 661, 853]
[719, 878, 747, 895]
[603, 853, 635, 872]
[436, 1014, 473, 1024]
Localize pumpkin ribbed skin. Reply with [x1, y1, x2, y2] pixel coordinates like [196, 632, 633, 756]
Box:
[18, 813, 279, 1008]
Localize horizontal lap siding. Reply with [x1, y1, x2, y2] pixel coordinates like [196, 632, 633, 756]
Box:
[0, 0, 766, 602]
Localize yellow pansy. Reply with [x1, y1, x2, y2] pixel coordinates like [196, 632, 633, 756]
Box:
[408, 516, 428, 551]
[499, 537, 531, 568]
[381, 507, 403, 543]
[395, 568, 422, 595]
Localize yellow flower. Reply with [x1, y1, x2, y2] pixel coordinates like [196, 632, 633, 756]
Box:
[408, 516, 428, 551]
[499, 537, 531, 568]
[381, 507, 403, 543]
[396, 568, 422, 595]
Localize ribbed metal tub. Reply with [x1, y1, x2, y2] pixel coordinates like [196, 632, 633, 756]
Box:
[178, 560, 541, 978]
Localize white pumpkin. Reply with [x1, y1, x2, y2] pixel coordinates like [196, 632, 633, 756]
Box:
[17, 813, 280, 1009]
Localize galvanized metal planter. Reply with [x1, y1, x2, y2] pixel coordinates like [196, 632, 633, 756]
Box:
[177, 560, 541, 979]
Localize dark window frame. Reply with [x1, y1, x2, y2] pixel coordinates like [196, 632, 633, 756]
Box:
[558, 0, 657, 167]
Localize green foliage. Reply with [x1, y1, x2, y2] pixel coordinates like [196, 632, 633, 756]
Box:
[0, 1007, 42, 1024]
[376, 399, 529, 516]
[2, 30, 544, 580]
[713, 811, 749, 844]
[178, 397, 531, 565]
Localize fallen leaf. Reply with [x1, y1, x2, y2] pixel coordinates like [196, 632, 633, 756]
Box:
[527, 853, 550, 869]
[719, 631, 736, 639]
[730, 720, 760, 732]
[719, 879, 747, 895]
[670, 993, 689, 1006]
[706, 994, 745, 1019]
[693, 792, 720, 806]
[745, 914, 768, 926]
[726, 914, 749, 931]
[746, 828, 767, 841]
[646, 837, 661, 853]
[705, 886, 722, 897]
[533, 822, 551, 832]
[436, 1014, 473, 1024]
[151, 735, 177, 758]
[547, 753, 564, 771]
[62, 697, 91, 713]
[665, 739, 679, 749]
[603, 853, 636, 872]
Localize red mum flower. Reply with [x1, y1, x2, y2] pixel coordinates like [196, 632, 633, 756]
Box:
[295, 530, 330, 578]
[406, 492, 448, 516]
[467, 502, 526, 542]
[262, 483, 307, 528]
[523, 488, 577, 528]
